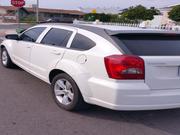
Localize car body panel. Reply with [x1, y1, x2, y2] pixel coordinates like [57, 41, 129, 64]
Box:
[143, 56, 180, 90]
[30, 26, 77, 81]
[2, 23, 180, 110]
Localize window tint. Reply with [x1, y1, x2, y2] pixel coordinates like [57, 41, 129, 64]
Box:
[41, 28, 72, 47]
[113, 34, 180, 56]
[70, 34, 96, 51]
[20, 27, 45, 42]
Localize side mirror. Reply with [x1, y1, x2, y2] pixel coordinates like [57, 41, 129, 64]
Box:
[16, 28, 26, 34]
[5, 34, 19, 40]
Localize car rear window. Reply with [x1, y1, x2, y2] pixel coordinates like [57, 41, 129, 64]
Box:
[112, 34, 180, 56]
[70, 34, 96, 51]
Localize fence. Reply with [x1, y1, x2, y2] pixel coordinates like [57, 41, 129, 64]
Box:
[74, 20, 141, 27]
[74, 20, 180, 32]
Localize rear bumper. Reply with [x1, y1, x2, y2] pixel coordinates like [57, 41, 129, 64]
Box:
[86, 78, 180, 111]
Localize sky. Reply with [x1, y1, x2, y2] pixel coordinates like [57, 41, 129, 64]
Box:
[0, 0, 180, 10]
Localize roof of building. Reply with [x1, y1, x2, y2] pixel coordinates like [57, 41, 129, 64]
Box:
[159, 3, 180, 10]
[0, 6, 84, 15]
[166, 3, 180, 8]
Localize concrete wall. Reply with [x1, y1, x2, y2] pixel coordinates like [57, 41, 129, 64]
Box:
[0, 8, 7, 15]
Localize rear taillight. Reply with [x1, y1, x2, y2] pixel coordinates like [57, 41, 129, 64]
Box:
[104, 55, 145, 80]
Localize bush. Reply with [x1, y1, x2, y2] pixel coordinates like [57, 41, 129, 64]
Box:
[169, 5, 180, 22]
[84, 5, 160, 23]
[84, 13, 140, 23]
[20, 15, 36, 23]
[84, 13, 111, 22]
[121, 5, 160, 21]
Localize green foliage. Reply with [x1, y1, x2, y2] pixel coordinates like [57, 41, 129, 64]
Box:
[84, 13, 137, 23]
[84, 5, 160, 23]
[20, 15, 36, 24]
[169, 5, 180, 22]
[121, 5, 160, 21]
[84, 13, 111, 22]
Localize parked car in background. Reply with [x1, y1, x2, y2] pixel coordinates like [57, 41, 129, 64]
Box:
[1, 23, 180, 111]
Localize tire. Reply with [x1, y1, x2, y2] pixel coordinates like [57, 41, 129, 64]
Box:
[51, 73, 87, 111]
[1, 48, 15, 68]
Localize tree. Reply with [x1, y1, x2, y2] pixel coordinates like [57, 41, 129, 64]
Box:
[121, 5, 160, 21]
[84, 13, 111, 22]
[83, 5, 160, 23]
[149, 7, 161, 15]
[169, 5, 180, 22]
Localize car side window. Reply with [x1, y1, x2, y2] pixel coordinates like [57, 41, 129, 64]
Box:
[70, 34, 96, 51]
[20, 27, 46, 42]
[41, 28, 72, 47]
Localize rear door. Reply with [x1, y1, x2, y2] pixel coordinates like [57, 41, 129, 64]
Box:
[112, 33, 180, 90]
[30, 27, 76, 80]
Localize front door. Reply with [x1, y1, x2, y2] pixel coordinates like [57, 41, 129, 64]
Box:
[13, 27, 46, 69]
[14, 41, 33, 69]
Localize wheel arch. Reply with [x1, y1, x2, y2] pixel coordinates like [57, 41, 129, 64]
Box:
[0, 40, 14, 60]
[49, 69, 66, 83]
[1, 45, 10, 57]
[48, 60, 92, 98]
[0, 45, 5, 49]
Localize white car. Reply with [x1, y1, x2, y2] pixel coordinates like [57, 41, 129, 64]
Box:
[1, 24, 180, 111]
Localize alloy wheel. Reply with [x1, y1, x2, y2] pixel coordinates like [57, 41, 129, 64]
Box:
[54, 79, 74, 105]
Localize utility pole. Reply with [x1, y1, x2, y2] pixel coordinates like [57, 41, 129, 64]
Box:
[36, 0, 39, 23]
[17, 8, 20, 28]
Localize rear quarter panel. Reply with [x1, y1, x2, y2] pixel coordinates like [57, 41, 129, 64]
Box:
[55, 29, 121, 97]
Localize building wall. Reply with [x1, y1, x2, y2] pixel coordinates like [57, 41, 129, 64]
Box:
[0, 8, 7, 15]
[141, 6, 176, 28]
[26, 12, 82, 23]
[0, 6, 84, 23]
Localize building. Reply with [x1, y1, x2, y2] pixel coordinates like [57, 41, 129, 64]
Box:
[0, 6, 84, 23]
[140, 4, 179, 28]
[159, 4, 180, 14]
[158, 4, 180, 25]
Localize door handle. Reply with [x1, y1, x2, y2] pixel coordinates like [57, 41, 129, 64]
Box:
[51, 50, 61, 55]
[27, 46, 31, 48]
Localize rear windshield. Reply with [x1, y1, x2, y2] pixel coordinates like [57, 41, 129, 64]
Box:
[112, 34, 180, 56]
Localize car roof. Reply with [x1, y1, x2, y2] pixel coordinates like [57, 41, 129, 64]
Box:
[36, 23, 116, 46]
[37, 23, 108, 36]
[36, 23, 180, 36]
[35, 23, 180, 55]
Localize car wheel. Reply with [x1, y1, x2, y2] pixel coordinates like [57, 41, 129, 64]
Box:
[1, 48, 14, 68]
[51, 73, 87, 111]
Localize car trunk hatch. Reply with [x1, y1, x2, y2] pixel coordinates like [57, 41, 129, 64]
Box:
[111, 32, 180, 90]
[143, 56, 180, 90]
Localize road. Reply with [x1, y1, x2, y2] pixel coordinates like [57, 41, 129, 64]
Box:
[0, 24, 31, 43]
[1, 26, 180, 135]
[0, 24, 31, 30]
[1, 57, 180, 135]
